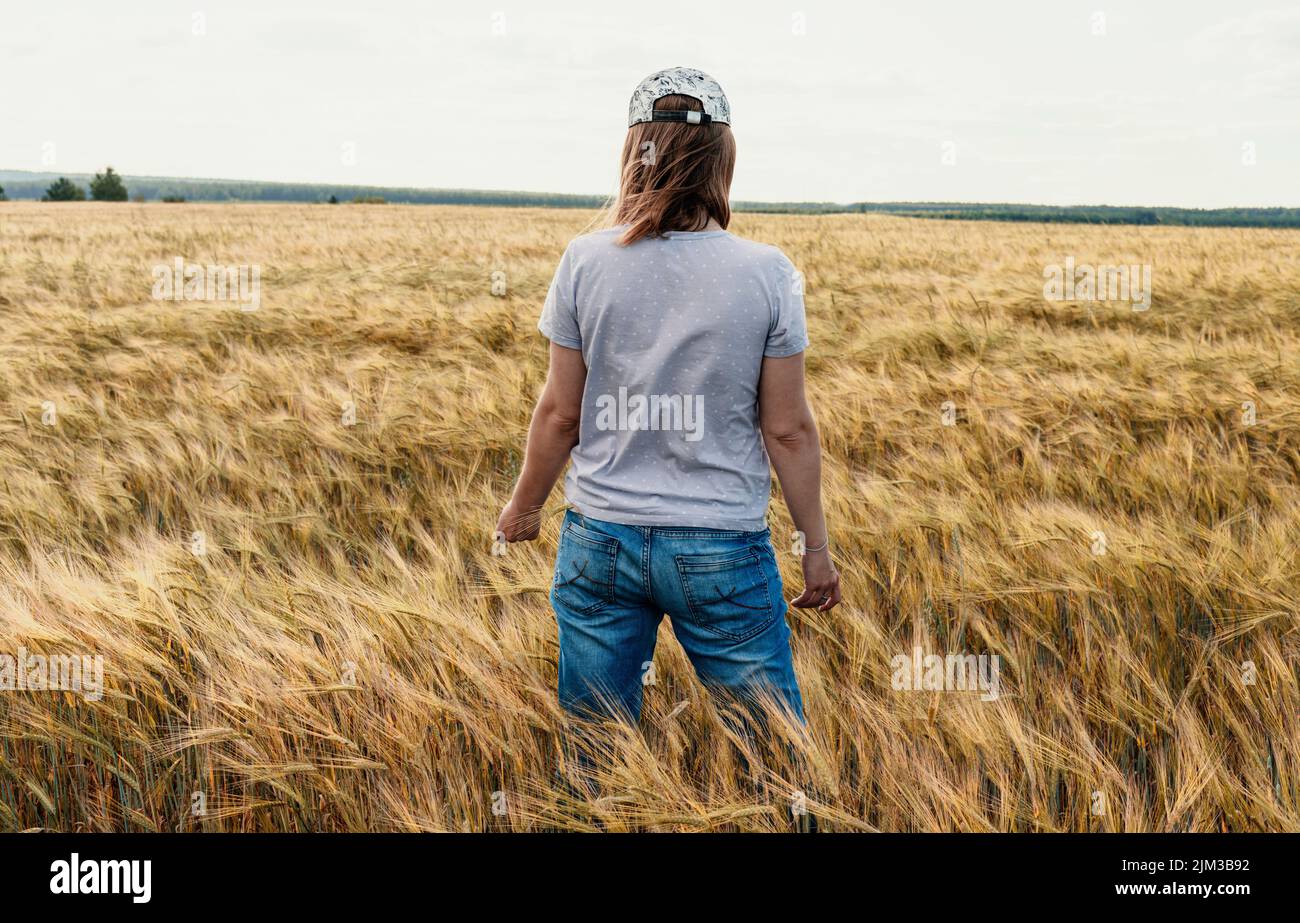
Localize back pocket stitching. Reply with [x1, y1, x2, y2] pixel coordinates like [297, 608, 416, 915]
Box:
[676, 549, 774, 641]
[554, 525, 618, 614]
[694, 583, 771, 611]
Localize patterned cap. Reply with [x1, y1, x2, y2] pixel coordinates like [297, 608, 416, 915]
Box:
[627, 66, 731, 127]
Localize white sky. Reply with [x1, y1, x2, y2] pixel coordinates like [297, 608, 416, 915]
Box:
[2, 0, 1297, 206]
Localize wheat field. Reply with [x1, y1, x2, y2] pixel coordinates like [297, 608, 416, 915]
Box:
[0, 201, 1297, 831]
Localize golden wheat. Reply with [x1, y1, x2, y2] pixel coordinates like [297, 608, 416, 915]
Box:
[0, 201, 1297, 831]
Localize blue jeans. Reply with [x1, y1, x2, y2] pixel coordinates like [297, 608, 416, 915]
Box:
[550, 510, 805, 724]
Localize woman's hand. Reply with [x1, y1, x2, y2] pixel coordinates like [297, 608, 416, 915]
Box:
[791, 547, 841, 611]
[495, 501, 542, 543]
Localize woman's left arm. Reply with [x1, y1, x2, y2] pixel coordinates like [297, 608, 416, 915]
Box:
[495, 342, 586, 542]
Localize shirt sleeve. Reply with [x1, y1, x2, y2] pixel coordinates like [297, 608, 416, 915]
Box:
[764, 251, 809, 357]
[538, 243, 582, 350]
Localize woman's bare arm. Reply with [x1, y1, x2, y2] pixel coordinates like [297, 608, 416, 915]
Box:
[758, 351, 842, 610]
[496, 343, 586, 541]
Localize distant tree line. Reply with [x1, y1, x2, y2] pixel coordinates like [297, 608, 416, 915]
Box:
[38, 167, 130, 202]
[4, 170, 1299, 228]
[837, 202, 1300, 228]
[2, 172, 608, 209]
[42, 177, 86, 201]
[736, 200, 1300, 228]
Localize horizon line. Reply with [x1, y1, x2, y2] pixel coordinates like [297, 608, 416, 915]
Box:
[2, 169, 1297, 213]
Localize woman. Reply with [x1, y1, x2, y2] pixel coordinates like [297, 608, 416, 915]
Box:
[496, 66, 840, 728]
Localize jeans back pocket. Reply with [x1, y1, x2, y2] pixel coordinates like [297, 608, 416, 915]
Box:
[552, 521, 619, 614]
[674, 547, 775, 642]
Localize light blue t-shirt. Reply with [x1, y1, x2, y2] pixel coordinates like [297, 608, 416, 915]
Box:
[538, 225, 808, 532]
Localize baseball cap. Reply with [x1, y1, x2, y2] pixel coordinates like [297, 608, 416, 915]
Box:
[627, 66, 731, 127]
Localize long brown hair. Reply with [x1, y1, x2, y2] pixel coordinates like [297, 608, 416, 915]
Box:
[611, 94, 735, 246]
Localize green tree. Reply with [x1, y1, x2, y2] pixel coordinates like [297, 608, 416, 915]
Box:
[90, 166, 129, 201]
[43, 177, 86, 201]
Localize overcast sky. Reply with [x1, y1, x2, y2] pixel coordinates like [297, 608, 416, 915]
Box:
[2, 0, 1296, 206]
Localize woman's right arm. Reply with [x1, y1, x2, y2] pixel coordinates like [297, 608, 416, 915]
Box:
[758, 352, 842, 611]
